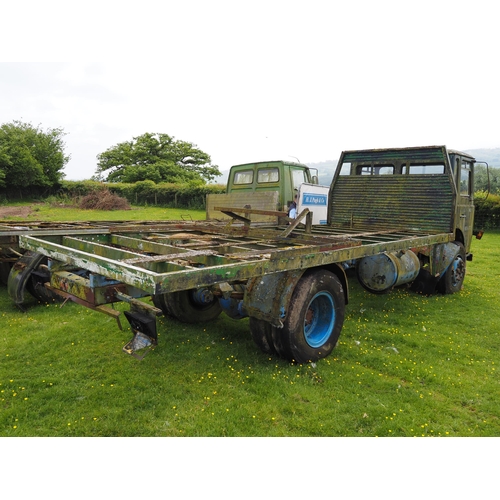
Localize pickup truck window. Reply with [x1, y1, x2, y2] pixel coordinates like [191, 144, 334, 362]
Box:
[407, 163, 445, 175]
[233, 170, 254, 184]
[257, 168, 279, 183]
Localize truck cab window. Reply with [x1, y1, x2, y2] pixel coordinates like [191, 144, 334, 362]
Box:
[357, 165, 371, 175]
[407, 163, 445, 175]
[257, 168, 279, 183]
[460, 160, 472, 195]
[339, 162, 352, 175]
[291, 168, 307, 190]
[233, 170, 254, 184]
[355, 164, 394, 175]
[375, 165, 394, 175]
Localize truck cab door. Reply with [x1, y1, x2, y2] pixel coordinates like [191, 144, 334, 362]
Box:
[286, 167, 309, 211]
[454, 156, 475, 252]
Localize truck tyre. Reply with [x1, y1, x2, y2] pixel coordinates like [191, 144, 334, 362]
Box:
[152, 292, 174, 318]
[438, 241, 466, 294]
[0, 262, 12, 286]
[153, 289, 222, 323]
[26, 260, 60, 303]
[249, 317, 277, 355]
[8, 251, 60, 306]
[278, 269, 345, 363]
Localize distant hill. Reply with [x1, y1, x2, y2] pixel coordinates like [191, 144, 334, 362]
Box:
[464, 148, 500, 167]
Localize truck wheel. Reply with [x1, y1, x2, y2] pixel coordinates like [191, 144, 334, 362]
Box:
[278, 269, 345, 363]
[153, 289, 222, 323]
[438, 242, 466, 294]
[249, 317, 277, 355]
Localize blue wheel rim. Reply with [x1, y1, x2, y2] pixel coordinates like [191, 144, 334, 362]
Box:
[451, 255, 465, 287]
[304, 291, 335, 348]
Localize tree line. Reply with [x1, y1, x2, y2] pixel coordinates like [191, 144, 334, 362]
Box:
[0, 121, 221, 196]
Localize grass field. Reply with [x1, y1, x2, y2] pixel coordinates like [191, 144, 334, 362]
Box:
[0, 204, 499, 437]
[0, 200, 206, 222]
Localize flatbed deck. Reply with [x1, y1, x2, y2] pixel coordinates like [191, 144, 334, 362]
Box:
[13, 220, 453, 295]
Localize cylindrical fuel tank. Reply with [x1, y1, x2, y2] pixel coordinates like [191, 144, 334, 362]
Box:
[356, 250, 420, 294]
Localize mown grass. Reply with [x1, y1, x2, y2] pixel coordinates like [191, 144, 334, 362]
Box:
[0, 200, 206, 222]
[0, 205, 499, 436]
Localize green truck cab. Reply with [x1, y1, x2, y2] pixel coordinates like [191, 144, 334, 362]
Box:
[206, 160, 318, 221]
[227, 160, 318, 210]
[331, 146, 479, 257]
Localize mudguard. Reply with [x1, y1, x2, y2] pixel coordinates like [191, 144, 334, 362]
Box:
[244, 269, 305, 328]
[7, 251, 46, 309]
[429, 242, 461, 277]
[244, 264, 348, 327]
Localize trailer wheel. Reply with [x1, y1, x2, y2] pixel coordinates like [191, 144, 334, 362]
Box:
[8, 251, 60, 306]
[249, 317, 277, 355]
[26, 260, 60, 303]
[0, 262, 12, 286]
[153, 289, 222, 323]
[152, 292, 174, 317]
[438, 242, 466, 294]
[278, 269, 345, 363]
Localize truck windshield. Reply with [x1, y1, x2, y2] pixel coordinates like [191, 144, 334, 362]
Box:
[291, 168, 308, 189]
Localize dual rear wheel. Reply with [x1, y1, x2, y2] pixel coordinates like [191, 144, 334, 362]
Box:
[154, 270, 345, 363]
[250, 269, 345, 363]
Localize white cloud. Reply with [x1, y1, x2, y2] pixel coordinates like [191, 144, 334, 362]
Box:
[1, 1, 498, 180]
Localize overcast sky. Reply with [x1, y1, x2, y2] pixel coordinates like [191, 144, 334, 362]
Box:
[1, 0, 498, 181]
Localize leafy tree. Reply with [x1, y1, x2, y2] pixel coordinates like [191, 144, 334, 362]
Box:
[0, 121, 69, 189]
[95, 133, 221, 184]
[474, 165, 500, 194]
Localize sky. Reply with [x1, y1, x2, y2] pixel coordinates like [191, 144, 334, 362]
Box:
[1, 0, 499, 181]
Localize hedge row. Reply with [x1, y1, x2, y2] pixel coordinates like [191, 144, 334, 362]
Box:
[473, 191, 500, 230]
[57, 182, 500, 229]
[3, 180, 500, 228]
[58, 180, 226, 209]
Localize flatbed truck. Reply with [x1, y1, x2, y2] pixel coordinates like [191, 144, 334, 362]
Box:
[1, 146, 483, 363]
